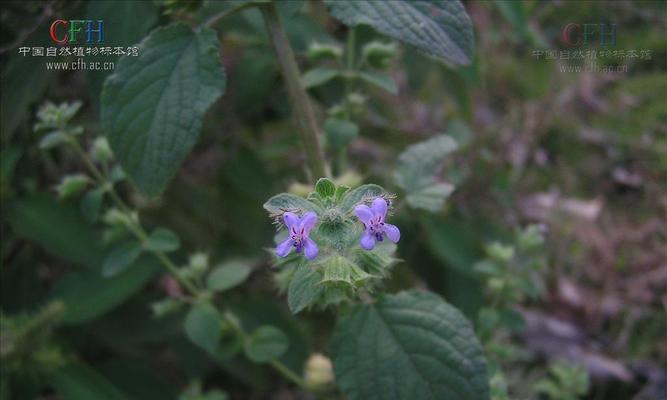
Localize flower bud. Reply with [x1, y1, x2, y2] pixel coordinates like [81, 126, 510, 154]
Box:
[91, 137, 113, 164]
[362, 41, 398, 70]
[307, 42, 343, 61]
[304, 353, 334, 390]
[189, 252, 209, 275]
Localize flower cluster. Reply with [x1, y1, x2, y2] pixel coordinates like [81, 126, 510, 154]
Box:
[275, 197, 400, 260]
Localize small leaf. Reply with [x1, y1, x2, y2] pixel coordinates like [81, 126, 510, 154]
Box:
[358, 71, 398, 94]
[395, 135, 458, 212]
[339, 184, 385, 213]
[302, 68, 340, 88]
[288, 264, 323, 314]
[331, 290, 490, 400]
[325, 0, 474, 66]
[145, 228, 180, 252]
[102, 241, 142, 277]
[39, 131, 69, 149]
[244, 325, 289, 363]
[184, 301, 221, 354]
[81, 187, 105, 222]
[334, 185, 350, 202]
[206, 260, 252, 292]
[315, 178, 336, 199]
[56, 174, 90, 199]
[101, 23, 226, 197]
[324, 118, 359, 151]
[264, 193, 323, 215]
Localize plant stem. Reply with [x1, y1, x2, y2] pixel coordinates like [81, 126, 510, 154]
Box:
[270, 359, 307, 388]
[69, 138, 308, 389]
[260, 2, 328, 179]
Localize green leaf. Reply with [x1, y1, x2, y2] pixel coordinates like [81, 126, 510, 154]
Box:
[51, 259, 160, 324]
[358, 71, 398, 94]
[86, 0, 158, 107]
[331, 290, 489, 400]
[288, 264, 324, 314]
[206, 260, 252, 292]
[81, 187, 105, 222]
[324, 118, 358, 151]
[244, 325, 289, 363]
[39, 131, 69, 149]
[7, 194, 103, 270]
[184, 301, 221, 354]
[102, 241, 143, 277]
[395, 135, 458, 212]
[101, 23, 226, 197]
[263, 193, 322, 215]
[315, 178, 336, 199]
[324, 0, 474, 66]
[302, 67, 340, 88]
[405, 183, 454, 212]
[56, 174, 90, 199]
[339, 184, 385, 213]
[52, 361, 126, 400]
[144, 228, 181, 252]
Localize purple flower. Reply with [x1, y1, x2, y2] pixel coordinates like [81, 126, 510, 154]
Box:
[275, 211, 318, 260]
[354, 198, 400, 250]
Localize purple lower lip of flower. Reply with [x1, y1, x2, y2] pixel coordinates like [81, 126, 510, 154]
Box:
[275, 211, 319, 260]
[355, 197, 400, 251]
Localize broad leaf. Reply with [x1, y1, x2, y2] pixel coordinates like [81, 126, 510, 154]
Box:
[86, 0, 158, 106]
[395, 135, 458, 212]
[325, 0, 474, 66]
[331, 290, 489, 400]
[102, 241, 143, 277]
[244, 325, 289, 363]
[184, 301, 221, 354]
[52, 362, 126, 400]
[206, 260, 252, 292]
[101, 23, 226, 197]
[51, 259, 160, 325]
[287, 264, 323, 314]
[7, 194, 103, 270]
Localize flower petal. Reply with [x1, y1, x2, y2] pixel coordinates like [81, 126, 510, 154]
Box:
[304, 238, 318, 260]
[275, 237, 293, 257]
[300, 211, 318, 233]
[383, 223, 400, 243]
[360, 230, 376, 250]
[371, 197, 388, 218]
[283, 212, 299, 229]
[354, 205, 373, 224]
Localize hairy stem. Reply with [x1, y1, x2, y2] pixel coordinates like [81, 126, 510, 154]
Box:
[260, 2, 328, 179]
